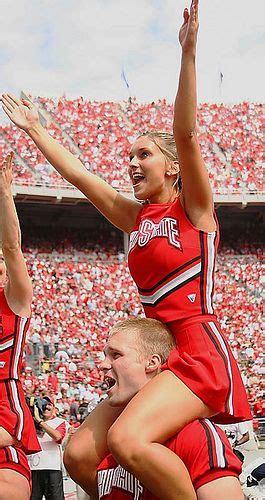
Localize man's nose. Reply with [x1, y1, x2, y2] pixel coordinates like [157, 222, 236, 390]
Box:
[100, 358, 111, 371]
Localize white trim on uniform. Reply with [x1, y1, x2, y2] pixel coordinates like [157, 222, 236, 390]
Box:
[0, 338, 14, 351]
[204, 419, 226, 468]
[10, 380, 24, 441]
[13, 317, 27, 379]
[208, 322, 234, 415]
[8, 446, 19, 463]
[139, 262, 201, 305]
[205, 233, 215, 315]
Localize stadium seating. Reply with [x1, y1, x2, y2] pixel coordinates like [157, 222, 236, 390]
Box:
[1, 95, 261, 418]
[0, 98, 263, 193]
[21, 244, 262, 418]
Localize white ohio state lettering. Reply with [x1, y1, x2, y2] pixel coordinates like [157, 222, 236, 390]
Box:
[129, 217, 182, 252]
[98, 465, 144, 499]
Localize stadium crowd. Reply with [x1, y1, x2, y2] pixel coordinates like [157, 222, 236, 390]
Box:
[0, 96, 263, 432]
[19, 236, 263, 427]
[0, 97, 263, 193]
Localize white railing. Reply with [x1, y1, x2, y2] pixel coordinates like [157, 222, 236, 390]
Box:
[12, 179, 265, 197]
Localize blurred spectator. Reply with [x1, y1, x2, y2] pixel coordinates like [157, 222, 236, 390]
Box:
[0, 98, 262, 194]
[16, 233, 261, 421]
[253, 396, 265, 418]
[28, 397, 69, 500]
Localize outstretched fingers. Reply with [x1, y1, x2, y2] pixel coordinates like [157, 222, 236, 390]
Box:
[6, 151, 14, 169]
[21, 98, 34, 110]
[190, 0, 199, 21]
[1, 96, 15, 114]
[183, 7, 189, 23]
[4, 93, 21, 107]
[0, 152, 13, 172]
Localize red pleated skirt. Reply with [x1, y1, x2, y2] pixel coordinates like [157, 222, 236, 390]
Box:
[0, 379, 41, 454]
[162, 315, 252, 424]
[0, 444, 32, 487]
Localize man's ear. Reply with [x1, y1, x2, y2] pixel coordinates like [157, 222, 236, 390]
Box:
[145, 354, 162, 374]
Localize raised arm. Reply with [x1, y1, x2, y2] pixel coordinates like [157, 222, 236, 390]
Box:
[174, 0, 216, 231]
[0, 153, 32, 316]
[1, 94, 141, 233]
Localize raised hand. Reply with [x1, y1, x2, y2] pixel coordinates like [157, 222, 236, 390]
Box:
[0, 152, 14, 192]
[179, 0, 199, 54]
[1, 94, 39, 132]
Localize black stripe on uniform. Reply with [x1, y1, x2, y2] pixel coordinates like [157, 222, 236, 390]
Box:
[4, 380, 19, 436]
[141, 272, 201, 307]
[9, 316, 19, 379]
[199, 232, 206, 315]
[137, 256, 201, 293]
[3, 446, 9, 462]
[202, 323, 231, 415]
[199, 420, 214, 469]
[17, 318, 29, 378]
[14, 381, 25, 440]
[0, 333, 15, 344]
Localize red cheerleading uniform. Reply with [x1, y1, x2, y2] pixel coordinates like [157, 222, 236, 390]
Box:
[128, 198, 251, 423]
[97, 418, 242, 499]
[0, 288, 41, 454]
[0, 444, 32, 488]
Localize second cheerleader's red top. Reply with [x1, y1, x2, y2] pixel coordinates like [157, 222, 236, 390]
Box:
[0, 288, 30, 381]
[128, 198, 219, 324]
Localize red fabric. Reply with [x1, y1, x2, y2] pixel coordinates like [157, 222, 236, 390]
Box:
[0, 289, 30, 381]
[0, 445, 32, 489]
[0, 380, 41, 454]
[97, 419, 242, 498]
[54, 421, 67, 444]
[128, 199, 251, 423]
[163, 317, 252, 423]
[128, 198, 219, 323]
[253, 400, 265, 417]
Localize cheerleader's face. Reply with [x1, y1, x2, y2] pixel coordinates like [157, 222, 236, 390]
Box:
[128, 137, 175, 203]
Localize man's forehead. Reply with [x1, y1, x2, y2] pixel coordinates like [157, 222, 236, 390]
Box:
[104, 332, 124, 352]
[105, 330, 138, 353]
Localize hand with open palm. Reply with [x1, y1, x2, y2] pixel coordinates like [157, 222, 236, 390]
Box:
[1, 94, 40, 132]
[179, 0, 199, 55]
[0, 152, 14, 193]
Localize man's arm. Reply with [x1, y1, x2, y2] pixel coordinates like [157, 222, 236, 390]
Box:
[34, 405, 66, 443]
[38, 420, 65, 443]
[0, 153, 32, 316]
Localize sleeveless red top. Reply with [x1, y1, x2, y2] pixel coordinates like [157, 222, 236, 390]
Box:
[128, 198, 219, 323]
[0, 288, 30, 380]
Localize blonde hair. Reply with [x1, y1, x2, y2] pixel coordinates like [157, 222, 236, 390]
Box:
[109, 318, 175, 364]
[138, 131, 182, 195]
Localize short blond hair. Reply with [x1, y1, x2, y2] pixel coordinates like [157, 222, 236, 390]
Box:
[109, 318, 175, 364]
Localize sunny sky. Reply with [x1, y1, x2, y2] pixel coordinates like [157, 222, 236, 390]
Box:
[0, 0, 264, 108]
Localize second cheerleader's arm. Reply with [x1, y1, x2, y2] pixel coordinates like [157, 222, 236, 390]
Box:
[174, 0, 216, 232]
[1, 94, 141, 234]
[0, 153, 32, 317]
